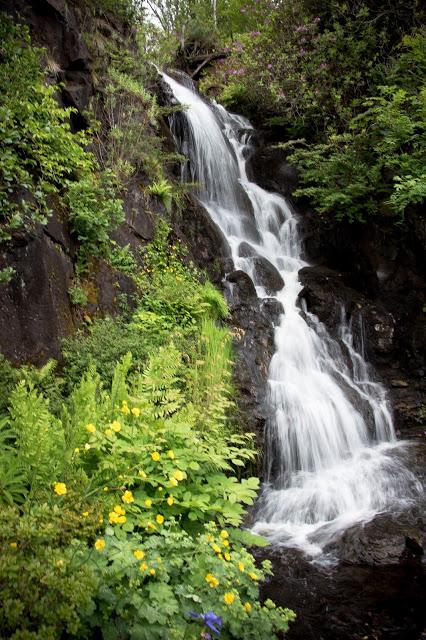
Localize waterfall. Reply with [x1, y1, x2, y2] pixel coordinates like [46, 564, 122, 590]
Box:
[162, 72, 421, 558]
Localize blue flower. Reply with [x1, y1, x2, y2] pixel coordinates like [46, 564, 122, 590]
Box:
[189, 611, 222, 636]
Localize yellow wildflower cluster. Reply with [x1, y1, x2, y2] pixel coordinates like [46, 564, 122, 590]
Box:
[156, 514, 164, 525]
[167, 449, 175, 459]
[109, 504, 126, 524]
[53, 482, 67, 496]
[85, 423, 96, 433]
[244, 602, 252, 613]
[94, 539, 105, 551]
[224, 592, 235, 605]
[205, 573, 219, 588]
[122, 490, 134, 504]
[172, 469, 184, 481]
[151, 451, 160, 461]
[248, 572, 258, 581]
[131, 407, 141, 417]
[166, 495, 174, 506]
[111, 420, 121, 432]
[133, 549, 145, 560]
[139, 469, 147, 479]
[121, 401, 130, 415]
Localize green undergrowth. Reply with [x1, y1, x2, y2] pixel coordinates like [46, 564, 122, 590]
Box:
[0, 218, 296, 638]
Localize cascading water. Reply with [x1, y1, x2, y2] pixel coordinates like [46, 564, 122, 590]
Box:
[162, 72, 421, 558]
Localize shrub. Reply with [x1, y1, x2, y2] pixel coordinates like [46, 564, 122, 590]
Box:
[0, 505, 98, 640]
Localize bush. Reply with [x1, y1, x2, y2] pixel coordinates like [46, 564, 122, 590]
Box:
[0, 505, 98, 640]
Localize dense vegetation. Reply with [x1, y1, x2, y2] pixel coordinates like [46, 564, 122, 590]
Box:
[197, 0, 426, 223]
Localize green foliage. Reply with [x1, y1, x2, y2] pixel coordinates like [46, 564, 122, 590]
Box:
[8, 382, 66, 498]
[62, 316, 152, 388]
[0, 505, 98, 640]
[0, 266, 15, 284]
[80, 523, 295, 639]
[66, 171, 124, 268]
[0, 16, 92, 240]
[68, 283, 89, 307]
[0, 345, 294, 639]
[202, 2, 426, 222]
[108, 241, 139, 275]
[288, 83, 426, 221]
[147, 178, 174, 213]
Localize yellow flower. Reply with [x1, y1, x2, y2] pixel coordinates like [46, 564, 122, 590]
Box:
[220, 530, 229, 539]
[131, 407, 141, 417]
[103, 486, 109, 492]
[170, 477, 178, 487]
[172, 469, 184, 481]
[244, 602, 252, 613]
[248, 572, 258, 581]
[111, 420, 121, 432]
[139, 562, 148, 572]
[138, 469, 147, 478]
[122, 490, 134, 504]
[85, 423, 96, 433]
[94, 539, 106, 551]
[144, 499, 152, 508]
[99, 517, 104, 524]
[109, 511, 119, 524]
[56, 559, 64, 567]
[149, 568, 156, 575]
[117, 515, 126, 524]
[206, 534, 214, 543]
[211, 543, 221, 554]
[133, 549, 145, 560]
[222, 539, 230, 548]
[82, 511, 89, 518]
[205, 573, 219, 588]
[238, 562, 245, 572]
[121, 402, 130, 415]
[114, 505, 126, 515]
[224, 552, 231, 562]
[166, 495, 174, 506]
[147, 521, 156, 530]
[151, 451, 160, 461]
[74, 448, 80, 454]
[224, 592, 235, 606]
[156, 514, 164, 525]
[156, 556, 161, 563]
[105, 428, 113, 437]
[9, 542, 17, 549]
[53, 482, 67, 496]
[167, 449, 175, 459]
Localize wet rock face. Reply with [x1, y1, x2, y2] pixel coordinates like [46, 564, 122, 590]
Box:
[227, 289, 275, 466]
[0, 226, 74, 364]
[246, 141, 299, 198]
[328, 512, 425, 566]
[251, 256, 285, 294]
[256, 544, 426, 640]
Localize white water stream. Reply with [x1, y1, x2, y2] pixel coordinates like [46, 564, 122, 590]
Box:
[162, 73, 421, 558]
